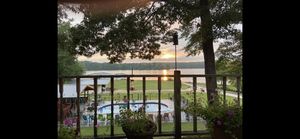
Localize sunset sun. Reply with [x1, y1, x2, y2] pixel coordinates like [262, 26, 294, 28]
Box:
[161, 53, 174, 59]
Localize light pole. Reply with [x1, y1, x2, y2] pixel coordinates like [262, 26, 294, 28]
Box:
[173, 32, 178, 70]
[172, 31, 182, 138]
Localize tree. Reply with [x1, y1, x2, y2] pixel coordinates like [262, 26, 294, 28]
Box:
[68, 3, 168, 63]
[178, 0, 242, 101]
[58, 0, 242, 102]
[216, 31, 242, 74]
[58, 48, 85, 76]
[58, 22, 85, 76]
[216, 31, 242, 86]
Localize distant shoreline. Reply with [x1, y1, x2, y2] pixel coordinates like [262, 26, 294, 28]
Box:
[84, 67, 204, 71]
[80, 61, 204, 71]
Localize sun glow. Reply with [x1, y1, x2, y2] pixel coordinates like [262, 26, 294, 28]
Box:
[163, 69, 168, 81]
[161, 53, 174, 59]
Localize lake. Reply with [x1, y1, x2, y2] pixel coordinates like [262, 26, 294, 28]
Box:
[84, 68, 206, 83]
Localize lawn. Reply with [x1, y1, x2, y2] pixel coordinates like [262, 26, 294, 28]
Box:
[95, 91, 237, 105]
[181, 92, 238, 105]
[196, 82, 239, 92]
[84, 79, 239, 104]
[109, 79, 190, 90]
[80, 122, 207, 137]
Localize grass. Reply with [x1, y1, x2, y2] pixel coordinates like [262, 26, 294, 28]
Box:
[80, 122, 207, 137]
[181, 92, 238, 105]
[109, 80, 190, 90]
[94, 91, 237, 104]
[86, 90, 238, 105]
[84, 79, 239, 104]
[196, 83, 239, 92]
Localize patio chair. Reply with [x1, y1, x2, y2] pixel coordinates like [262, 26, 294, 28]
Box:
[185, 114, 190, 121]
[82, 115, 87, 120]
[163, 113, 170, 121]
[90, 115, 94, 120]
[82, 115, 88, 125]
[115, 114, 120, 122]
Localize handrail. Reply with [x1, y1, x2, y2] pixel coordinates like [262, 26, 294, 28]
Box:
[58, 73, 242, 138]
[59, 74, 241, 78]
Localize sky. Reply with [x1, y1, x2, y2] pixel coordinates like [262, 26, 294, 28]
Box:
[65, 10, 241, 63]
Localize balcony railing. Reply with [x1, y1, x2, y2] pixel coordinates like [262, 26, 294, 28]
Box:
[58, 71, 242, 139]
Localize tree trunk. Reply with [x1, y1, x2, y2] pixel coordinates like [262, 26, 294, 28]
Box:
[200, 0, 217, 103]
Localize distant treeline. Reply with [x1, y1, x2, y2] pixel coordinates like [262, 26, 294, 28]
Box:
[80, 61, 204, 70]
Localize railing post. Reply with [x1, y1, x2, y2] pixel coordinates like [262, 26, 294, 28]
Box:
[158, 76, 162, 134]
[76, 78, 81, 136]
[110, 77, 114, 136]
[174, 70, 181, 139]
[59, 78, 64, 125]
[223, 76, 227, 105]
[93, 78, 98, 138]
[237, 76, 241, 105]
[127, 77, 130, 109]
[143, 76, 146, 111]
[192, 77, 197, 132]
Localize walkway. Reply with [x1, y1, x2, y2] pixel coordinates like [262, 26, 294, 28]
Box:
[182, 82, 243, 98]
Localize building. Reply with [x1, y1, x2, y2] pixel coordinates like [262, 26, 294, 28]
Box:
[57, 78, 111, 116]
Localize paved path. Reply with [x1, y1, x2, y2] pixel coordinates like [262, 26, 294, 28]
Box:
[182, 82, 243, 98]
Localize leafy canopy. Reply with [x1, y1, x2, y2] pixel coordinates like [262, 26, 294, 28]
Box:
[58, 22, 85, 76]
[59, 0, 242, 63]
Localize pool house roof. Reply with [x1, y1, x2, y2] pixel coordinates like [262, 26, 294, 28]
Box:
[57, 78, 110, 98]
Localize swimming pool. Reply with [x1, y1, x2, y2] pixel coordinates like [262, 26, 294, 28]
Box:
[97, 101, 173, 114]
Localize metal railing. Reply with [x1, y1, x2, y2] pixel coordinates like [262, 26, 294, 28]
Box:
[58, 71, 242, 139]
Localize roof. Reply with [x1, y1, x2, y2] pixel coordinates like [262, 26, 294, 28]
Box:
[57, 78, 110, 98]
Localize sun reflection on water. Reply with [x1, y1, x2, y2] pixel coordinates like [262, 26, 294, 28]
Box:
[163, 69, 168, 81]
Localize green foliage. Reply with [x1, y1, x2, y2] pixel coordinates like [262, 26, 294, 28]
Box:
[58, 125, 77, 139]
[177, 0, 242, 56]
[185, 95, 242, 139]
[216, 83, 238, 92]
[64, 1, 239, 63]
[216, 31, 242, 86]
[216, 31, 242, 74]
[58, 4, 81, 24]
[217, 31, 242, 59]
[79, 122, 207, 136]
[58, 22, 76, 54]
[58, 49, 84, 76]
[117, 108, 157, 135]
[69, 2, 170, 63]
[58, 22, 85, 76]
